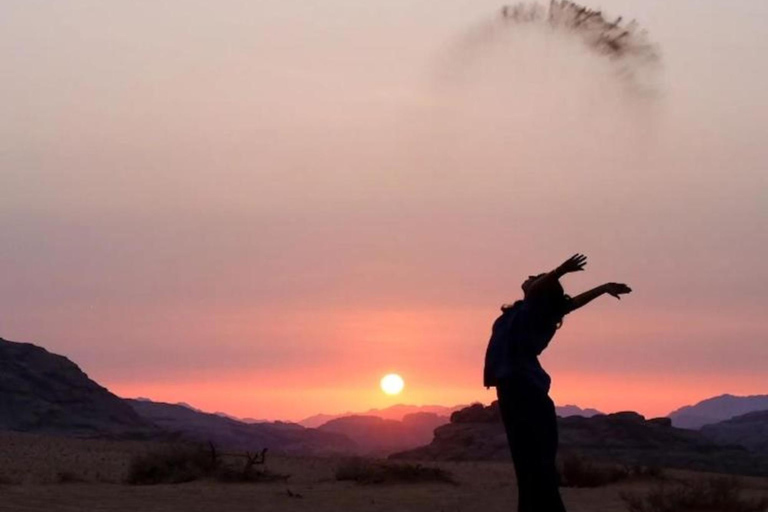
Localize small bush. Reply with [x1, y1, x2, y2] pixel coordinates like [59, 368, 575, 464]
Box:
[127, 445, 214, 485]
[335, 458, 455, 485]
[213, 465, 288, 483]
[629, 464, 665, 480]
[559, 454, 630, 488]
[127, 444, 288, 485]
[621, 477, 768, 512]
[57, 471, 86, 484]
[0, 475, 17, 486]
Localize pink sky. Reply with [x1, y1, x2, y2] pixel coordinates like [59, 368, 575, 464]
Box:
[1, 0, 766, 421]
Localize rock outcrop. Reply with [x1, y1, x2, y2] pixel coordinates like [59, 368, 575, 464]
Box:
[0, 338, 158, 438]
[448, 401, 601, 423]
[391, 401, 768, 476]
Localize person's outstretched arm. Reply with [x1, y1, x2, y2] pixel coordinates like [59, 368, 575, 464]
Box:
[567, 283, 632, 313]
[527, 254, 587, 298]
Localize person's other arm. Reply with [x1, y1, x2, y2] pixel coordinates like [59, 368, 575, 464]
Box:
[566, 283, 632, 313]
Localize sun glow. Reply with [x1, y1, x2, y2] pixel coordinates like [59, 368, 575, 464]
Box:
[380, 373, 405, 395]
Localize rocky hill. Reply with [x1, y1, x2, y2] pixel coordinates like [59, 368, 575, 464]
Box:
[700, 410, 768, 455]
[391, 401, 768, 476]
[316, 412, 448, 455]
[299, 404, 464, 428]
[0, 337, 159, 438]
[667, 394, 768, 429]
[300, 403, 599, 429]
[127, 399, 356, 456]
[0, 337, 357, 455]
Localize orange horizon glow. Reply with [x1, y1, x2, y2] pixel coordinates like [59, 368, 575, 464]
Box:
[100, 300, 766, 422]
[107, 370, 767, 423]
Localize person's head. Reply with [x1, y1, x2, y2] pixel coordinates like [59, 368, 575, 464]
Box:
[521, 273, 546, 296]
[521, 273, 572, 329]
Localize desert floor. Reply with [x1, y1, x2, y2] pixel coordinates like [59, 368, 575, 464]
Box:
[2, 432, 767, 512]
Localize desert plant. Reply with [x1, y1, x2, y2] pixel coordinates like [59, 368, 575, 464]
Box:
[559, 454, 630, 488]
[57, 471, 86, 484]
[127, 443, 288, 485]
[621, 477, 768, 512]
[126, 445, 215, 485]
[335, 458, 455, 485]
[213, 464, 288, 483]
[628, 464, 665, 480]
[213, 449, 288, 483]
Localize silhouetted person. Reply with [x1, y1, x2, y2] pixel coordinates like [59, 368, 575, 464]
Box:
[484, 254, 631, 512]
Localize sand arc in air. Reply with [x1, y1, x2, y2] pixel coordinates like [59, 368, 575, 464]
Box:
[443, 0, 662, 94]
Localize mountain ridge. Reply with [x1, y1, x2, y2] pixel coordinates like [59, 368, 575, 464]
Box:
[700, 410, 768, 454]
[392, 401, 768, 476]
[299, 403, 602, 428]
[0, 337, 160, 438]
[126, 398, 356, 455]
[299, 404, 465, 428]
[316, 412, 449, 456]
[667, 393, 768, 429]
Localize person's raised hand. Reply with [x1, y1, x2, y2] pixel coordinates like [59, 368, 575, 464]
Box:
[557, 254, 587, 274]
[605, 282, 632, 299]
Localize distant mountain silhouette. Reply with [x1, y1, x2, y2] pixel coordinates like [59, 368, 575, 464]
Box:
[300, 402, 599, 428]
[237, 417, 270, 423]
[316, 412, 448, 456]
[667, 394, 768, 429]
[134, 398, 268, 423]
[212, 411, 268, 423]
[127, 399, 356, 455]
[0, 338, 159, 438]
[299, 404, 465, 428]
[392, 401, 768, 477]
[700, 410, 768, 455]
[556, 404, 603, 417]
[0, 337, 357, 455]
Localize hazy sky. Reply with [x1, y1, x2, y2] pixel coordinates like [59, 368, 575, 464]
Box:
[1, 0, 766, 420]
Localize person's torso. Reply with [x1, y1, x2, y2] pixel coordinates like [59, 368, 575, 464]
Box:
[483, 300, 556, 392]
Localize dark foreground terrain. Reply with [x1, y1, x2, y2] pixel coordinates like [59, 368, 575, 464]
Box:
[1, 432, 768, 512]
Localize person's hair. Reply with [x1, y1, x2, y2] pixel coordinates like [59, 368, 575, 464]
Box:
[502, 276, 572, 329]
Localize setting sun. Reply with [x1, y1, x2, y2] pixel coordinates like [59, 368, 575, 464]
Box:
[380, 374, 405, 395]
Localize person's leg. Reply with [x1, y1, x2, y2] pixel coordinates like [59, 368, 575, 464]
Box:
[529, 393, 567, 512]
[497, 383, 533, 512]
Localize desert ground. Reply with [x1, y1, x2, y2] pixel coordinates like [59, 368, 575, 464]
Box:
[1, 432, 767, 512]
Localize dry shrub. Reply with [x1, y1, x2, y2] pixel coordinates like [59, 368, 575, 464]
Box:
[57, 471, 86, 484]
[335, 458, 455, 485]
[126, 444, 287, 485]
[127, 445, 214, 485]
[0, 475, 17, 486]
[630, 464, 665, 480]
[621, 477, 768, 512]
[559, 454, 630, 488]
[214, 464, 288, 484]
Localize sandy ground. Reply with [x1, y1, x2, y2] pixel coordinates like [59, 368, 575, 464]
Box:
[1, 432, 767, 512]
